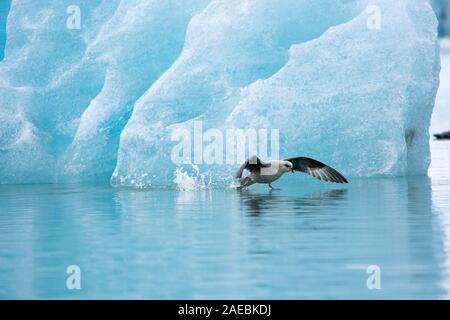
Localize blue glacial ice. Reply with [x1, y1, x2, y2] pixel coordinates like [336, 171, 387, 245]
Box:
[0, 0, 441, 187]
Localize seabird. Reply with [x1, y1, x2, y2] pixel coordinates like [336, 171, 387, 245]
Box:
[236, 155, 348, 190]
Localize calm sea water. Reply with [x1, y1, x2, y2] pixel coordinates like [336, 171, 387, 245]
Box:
[0, 140, 449, 299]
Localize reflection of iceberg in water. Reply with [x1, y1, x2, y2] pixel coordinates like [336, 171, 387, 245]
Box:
[0, 173, 447, 298]
[235, 177, 444, 298]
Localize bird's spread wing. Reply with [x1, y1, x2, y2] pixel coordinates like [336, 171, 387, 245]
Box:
[285, 157, 348, 184]
[236, 155, 271, 179]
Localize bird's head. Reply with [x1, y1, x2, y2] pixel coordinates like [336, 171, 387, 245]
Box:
[281, 161, 294, 173]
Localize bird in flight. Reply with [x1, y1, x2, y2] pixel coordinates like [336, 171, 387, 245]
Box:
[236, 155, 348, 190]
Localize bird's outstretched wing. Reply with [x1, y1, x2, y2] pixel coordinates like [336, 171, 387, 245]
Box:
[285, 157, 348, 184]
[236, 155, 271, 179]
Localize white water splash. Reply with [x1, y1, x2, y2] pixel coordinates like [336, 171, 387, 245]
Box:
[173, 165, 212, 191]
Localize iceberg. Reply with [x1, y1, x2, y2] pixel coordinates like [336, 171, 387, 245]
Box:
[0, 0, 441, 187]
[112, 0, 440, 187]
[60, 0, 210, 181]
[0, 0, 208, 183]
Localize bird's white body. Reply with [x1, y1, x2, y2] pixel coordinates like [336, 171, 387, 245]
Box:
[250, 160, 291, 183]
[238, 160, 293, 188]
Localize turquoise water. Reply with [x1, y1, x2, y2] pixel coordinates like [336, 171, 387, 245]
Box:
[0, 0, 11, 61]
[0, 140, 449, 299]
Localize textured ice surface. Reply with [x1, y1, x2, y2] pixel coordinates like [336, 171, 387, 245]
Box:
[0, 0, 208, 183]
[113, 0, 440, 187]
[0, 0, 441, 187]
[61, 0, 209, 181]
